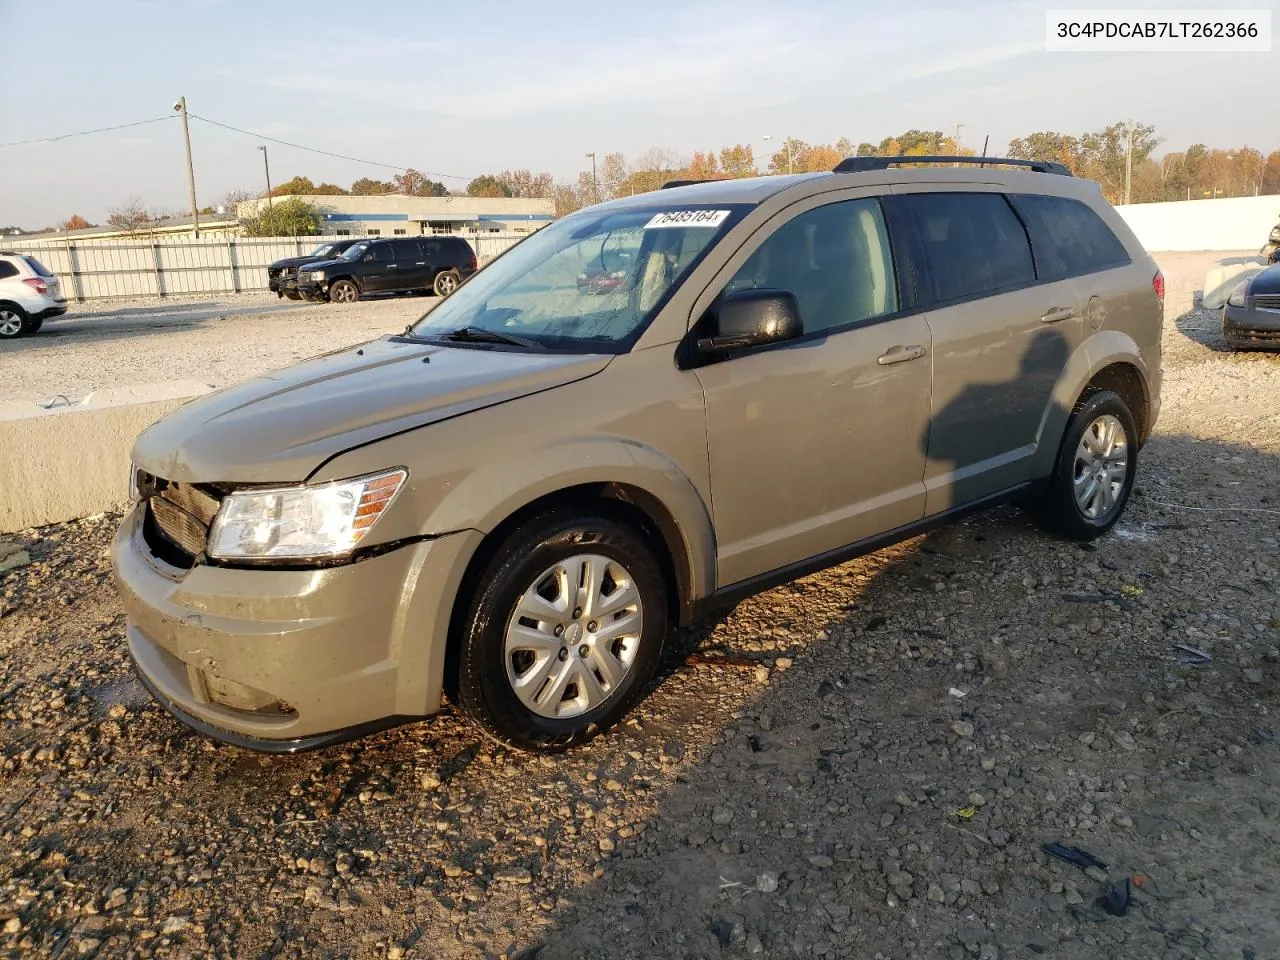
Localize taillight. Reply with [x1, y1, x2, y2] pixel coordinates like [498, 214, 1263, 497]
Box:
[22, 277, 47, 295]
[1152, 270, 1164, 306]
[470, 254, 478, 272]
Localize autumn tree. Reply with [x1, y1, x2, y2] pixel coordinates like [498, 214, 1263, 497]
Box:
[350, 177, 394, 195]
[312, 182, 349, 195]
[466, 175, 512, 198]
[687, 151, 722, 180]
[493, 169, 554, 198]
[1007, 131, 1082, 171]
[766, 140, 843, 174]
[242, 198, 321, 237]
[599, 152, 628, 199]
[62, 214, 94, 230]
[393, 169, 448, 196]
[718, 144, 756, 177]
[269, 175, 316, 197]
[552, 183, 583, 217]
[106, 198, 169, 235]
[1262, 150, 1280, 196]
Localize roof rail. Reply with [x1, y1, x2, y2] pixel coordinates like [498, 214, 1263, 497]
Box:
[660, 178, 721, 189]
[833, 155, 1073, 176]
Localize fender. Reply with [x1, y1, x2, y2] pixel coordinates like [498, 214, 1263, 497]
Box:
[423, 435, 718, 606]
[1033, 329, 1152, 477]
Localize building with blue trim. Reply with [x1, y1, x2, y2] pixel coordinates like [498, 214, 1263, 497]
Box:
[236, 193, 555, 238]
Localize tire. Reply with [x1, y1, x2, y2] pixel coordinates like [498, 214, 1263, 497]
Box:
[26, 318, 43, 334]
[0, 305, 28, 339]
[1033, 390, 1138, 540]
[433, 269, 461, 297]
[452, 510, 669, 751]
[284, 290, 302, 301]
[329, 279, 359, 304]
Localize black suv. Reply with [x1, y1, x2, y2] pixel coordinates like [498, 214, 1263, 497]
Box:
[267, 239, 368, 299]
[296, 236, 478, 304]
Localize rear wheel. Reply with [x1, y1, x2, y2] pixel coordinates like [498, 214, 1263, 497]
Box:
[433, 269, 461, 297]
[1032, 390, 1137, 540]
[0, 306, 28, 339]
[329, 280, 359, 304]
[452, 510, 669, 751]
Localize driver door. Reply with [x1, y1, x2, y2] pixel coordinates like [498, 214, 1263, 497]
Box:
[691, 194, 933, 587]
[359, 242, 396, 292]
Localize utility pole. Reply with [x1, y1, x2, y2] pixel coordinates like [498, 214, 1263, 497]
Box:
[586, 152, 598, 203]
[953, 123, 965, 166]
[173, 96, 200, 237]
[258, 146, 273, 212]
[762, 135, 794, 174]
[1123, 119, 1133, 205]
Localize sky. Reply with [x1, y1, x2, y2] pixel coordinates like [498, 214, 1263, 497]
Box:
[1, 0, 1277, 228]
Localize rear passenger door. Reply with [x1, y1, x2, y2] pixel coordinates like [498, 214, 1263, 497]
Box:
[888, 189, 1082, 514]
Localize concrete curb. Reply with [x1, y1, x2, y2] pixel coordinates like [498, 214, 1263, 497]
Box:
[0, 382, 213, 533]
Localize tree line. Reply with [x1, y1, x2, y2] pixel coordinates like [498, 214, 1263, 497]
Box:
[29, 120, 1280, 236]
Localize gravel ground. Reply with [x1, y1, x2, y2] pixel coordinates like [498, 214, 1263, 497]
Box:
[0, 293, 434, 405]
[1, 252, 1278, 959]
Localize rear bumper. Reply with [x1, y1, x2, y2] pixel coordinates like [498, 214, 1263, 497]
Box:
[1223, 304, 1280, 348]
[33, 303, 68, 320]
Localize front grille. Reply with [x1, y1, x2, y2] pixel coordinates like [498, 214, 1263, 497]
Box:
[138, 473, 221, 563]
[1253, 293, 1280, 310]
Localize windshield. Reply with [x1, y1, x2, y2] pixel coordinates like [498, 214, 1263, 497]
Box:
[307, 243, 336, 258]
[341, 243, 368, 261]
[408, 205, 745, 351]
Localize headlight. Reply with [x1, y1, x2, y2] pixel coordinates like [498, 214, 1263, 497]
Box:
[206, 468, 407, 561]
[310, 270, 326, 281]
[1227, 282, 1248, 308]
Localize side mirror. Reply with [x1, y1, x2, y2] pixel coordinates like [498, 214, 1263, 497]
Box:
[698, 288, 803, 355]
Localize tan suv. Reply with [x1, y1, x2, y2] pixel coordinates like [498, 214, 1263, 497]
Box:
[113, 156, 1164, 753]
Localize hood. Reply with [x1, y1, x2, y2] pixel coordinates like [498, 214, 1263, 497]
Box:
[1249, 263, 1280, 296]
[133, 337, 612, 483]
[270, 253, 333, 270]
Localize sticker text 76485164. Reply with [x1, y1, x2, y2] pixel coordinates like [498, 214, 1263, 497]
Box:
[644, 210, 731, 230]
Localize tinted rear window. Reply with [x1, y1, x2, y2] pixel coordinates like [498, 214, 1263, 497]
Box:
[391, 239, 421, 260]
[899, 193, 1035, 304]
[0, 261, 18, 280]
[1011, 194, 1131, 281]
[23, 256, 53, 277]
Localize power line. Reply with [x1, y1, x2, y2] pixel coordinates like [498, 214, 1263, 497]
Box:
[188, 113, 473, 181]
[0, 115, 175, 149]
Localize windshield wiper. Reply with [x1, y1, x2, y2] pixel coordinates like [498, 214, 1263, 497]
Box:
[437, 326, 544, 349]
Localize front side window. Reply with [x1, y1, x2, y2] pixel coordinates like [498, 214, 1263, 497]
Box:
[1011, 194, 1131, 281]
[724, 198, 898, 335]
[899, 193, 1035, 304]
[408, 205, 745, 352]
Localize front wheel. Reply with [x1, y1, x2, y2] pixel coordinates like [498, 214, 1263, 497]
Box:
[329, 280, 359, 304]
[1032, 390, 1138, 540]
[452, 510, 669, 751]
[433, 269, 461, 297]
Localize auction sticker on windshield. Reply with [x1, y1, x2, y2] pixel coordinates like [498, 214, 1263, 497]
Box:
[644, 210, 731, 229]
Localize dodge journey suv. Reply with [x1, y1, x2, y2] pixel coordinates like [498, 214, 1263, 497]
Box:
[114, 156, 1164, 752]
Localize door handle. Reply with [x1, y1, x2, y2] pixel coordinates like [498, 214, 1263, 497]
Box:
[415, 261, 426, 266]
[1041, 306, 1075, 323]
[877, 344, 927, 365]
[387, 264, 398, 269]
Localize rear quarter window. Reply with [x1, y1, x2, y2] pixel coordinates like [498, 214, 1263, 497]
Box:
[0, 261, 18, 280]
[23, 256, 54, 277]
[1010, 194, 1131, 281]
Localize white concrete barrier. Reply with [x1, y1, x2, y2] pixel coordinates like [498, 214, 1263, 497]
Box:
[0, 381, 213, 532]
[1116, 195, 1279, 253]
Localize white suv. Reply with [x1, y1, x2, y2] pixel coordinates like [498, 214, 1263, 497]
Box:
[0, 252, 68, 339]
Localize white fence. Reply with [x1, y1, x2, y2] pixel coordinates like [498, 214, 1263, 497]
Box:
[1114, 194, 1280, 253]
[1, 233, 526, 302]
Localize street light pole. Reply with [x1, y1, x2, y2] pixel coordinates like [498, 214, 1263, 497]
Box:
[173, 96, 200, 237]
[586, 152, 598, 203]
[258, 146, 273, 212]
[762, 134, 794, 174]
[953, 123, 965, 166]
